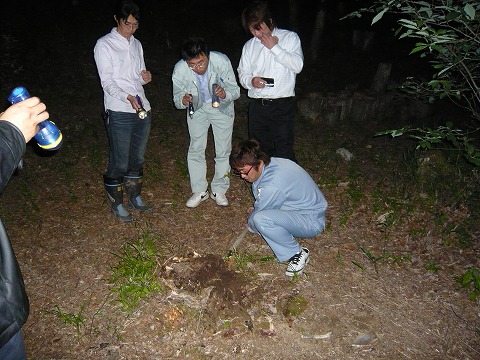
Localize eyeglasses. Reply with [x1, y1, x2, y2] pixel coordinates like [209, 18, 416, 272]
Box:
[123, 19, 139, 29]
[233, 165, 254, 177]
[188, 59, 207, 70]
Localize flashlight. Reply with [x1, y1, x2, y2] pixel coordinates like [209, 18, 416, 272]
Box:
[8, 86, 63, 151]
[135, 95, 148, 119]
[188, 94, 194, 119]
[212, 84, 220, 108]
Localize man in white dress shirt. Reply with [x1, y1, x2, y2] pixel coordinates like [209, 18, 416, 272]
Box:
[94, 0, 153, 222]
[238, 0, 304, 162]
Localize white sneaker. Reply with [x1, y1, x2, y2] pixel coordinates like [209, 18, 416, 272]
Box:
[285, 248, 309, 276]
[186, 191, 209, 208]
[211, 192, 228, 206]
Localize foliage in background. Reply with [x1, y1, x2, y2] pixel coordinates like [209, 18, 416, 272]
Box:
[110, 231, 163, 312]
[344, 0, 480, 165]
[345, 0, 479, 120]
[376, 122, 480, 166]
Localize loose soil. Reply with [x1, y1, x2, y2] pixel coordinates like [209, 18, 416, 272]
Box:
[1, 1, 479, 359]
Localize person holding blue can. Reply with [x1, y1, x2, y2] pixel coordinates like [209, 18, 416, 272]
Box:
[0, 96, 50, 360]
[94, 0, 153, 222]
[172, 37, 240, 208]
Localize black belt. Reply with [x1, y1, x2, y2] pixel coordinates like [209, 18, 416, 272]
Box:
[252, 97, 293, 106]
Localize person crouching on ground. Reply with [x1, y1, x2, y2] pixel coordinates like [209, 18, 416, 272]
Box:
[172, 36, 240, 208]
[229, 139, 327, 276]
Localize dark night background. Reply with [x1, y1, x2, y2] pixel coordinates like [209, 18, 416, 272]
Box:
[0, 0, 428, 109]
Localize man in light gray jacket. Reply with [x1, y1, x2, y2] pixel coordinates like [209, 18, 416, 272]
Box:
[172, 37, 240, 208]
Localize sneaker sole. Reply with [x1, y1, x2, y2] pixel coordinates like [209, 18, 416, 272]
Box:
[285, 257, 310, 276]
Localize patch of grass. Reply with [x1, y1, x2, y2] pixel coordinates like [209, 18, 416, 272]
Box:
[454, 267, 480, 302]
[338, 181, 365, 226]
[453, 223, 477, 249]
[371, 181, 415, 216]
[175, 157, 189, 179]
[357, 246, 412, 273]
[110, 231, 164, 312]
[436, 217, 477, 248]
[345, 182, 364, 205]
[52, 304, 87, 335]
[168, 179, 184, 210]
[225, 249, 275, 272]
[425, 259, 440, 273]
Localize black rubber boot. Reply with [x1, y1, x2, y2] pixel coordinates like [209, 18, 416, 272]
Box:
[124, 173, 151, 212]
[104, 176, 133, 223]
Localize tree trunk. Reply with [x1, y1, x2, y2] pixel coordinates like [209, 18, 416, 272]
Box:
[288, 0, 299, 32]
[371, 63, 392, 93]
[309, 8, 326, 63]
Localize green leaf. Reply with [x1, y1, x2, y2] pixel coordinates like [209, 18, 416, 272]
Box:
[410, 44, 428, 54]
[351, 261, 365, 270]
[372, 8, 389, 25]
[464, 4, 475, 20]
[418, 6, 433, 18]
[445, 11, 462, 21]
[398, 18, 418, 28]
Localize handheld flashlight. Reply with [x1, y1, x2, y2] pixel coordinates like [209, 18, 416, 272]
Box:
[8, 86, 63, 151]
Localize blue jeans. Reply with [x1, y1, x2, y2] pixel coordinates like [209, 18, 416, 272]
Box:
[0, 331, 27, 360]
[104, 110, 151, 179]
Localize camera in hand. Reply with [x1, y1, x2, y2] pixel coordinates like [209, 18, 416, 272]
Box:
[261, 77, 274, 87]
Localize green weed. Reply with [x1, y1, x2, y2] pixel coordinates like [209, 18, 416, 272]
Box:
[53, 304, 87, 335]
[226, 249, 275, 271]
[454, 267, 480, 302]
[425, 259, 440, 273]
[110, 231, 163, 312]
[358, 246, 411, 273]
[175, 157, 189, 179]
[338, 181, 365, 226]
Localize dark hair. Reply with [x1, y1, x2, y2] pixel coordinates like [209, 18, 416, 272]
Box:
[241, 1, 275, 33]
[180, 37, 210, 61]
[114, 0, 140, 22]
[229, 139, 271, 171]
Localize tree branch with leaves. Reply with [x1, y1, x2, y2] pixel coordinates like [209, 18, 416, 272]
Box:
[344, 0, 480, 166]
